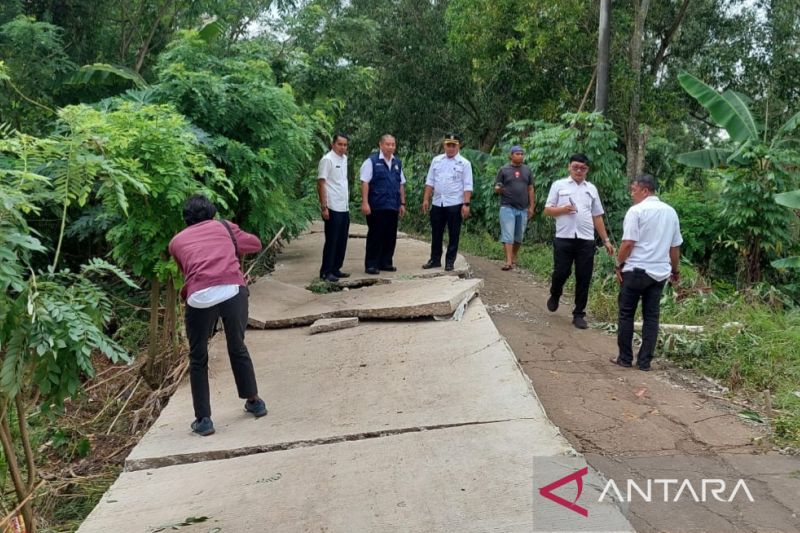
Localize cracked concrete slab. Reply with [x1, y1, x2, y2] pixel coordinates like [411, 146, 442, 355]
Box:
[309, 317, 359, 334]
[80, 420, 595, 533]
[305, 220, 408, 239]
[125, 298, 566, 470]
[248, 276, 483, 328]
[273, 227, 468, 288]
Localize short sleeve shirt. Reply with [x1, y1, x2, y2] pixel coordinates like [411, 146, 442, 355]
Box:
[318, 150, 349, 212]
[425, 153, 474, 207]
[545, 177, 604, 240]
[495, 164, 533, 209]
[622, 196, 683, 281]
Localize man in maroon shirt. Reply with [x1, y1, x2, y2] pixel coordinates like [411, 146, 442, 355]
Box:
[169, 195, 267, 436]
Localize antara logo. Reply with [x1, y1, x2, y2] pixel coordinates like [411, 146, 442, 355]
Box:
[538, 468, 755, 518]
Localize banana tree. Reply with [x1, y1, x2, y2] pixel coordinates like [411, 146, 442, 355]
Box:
[772, 190, 800, 269]
[676, 72, 800, 285]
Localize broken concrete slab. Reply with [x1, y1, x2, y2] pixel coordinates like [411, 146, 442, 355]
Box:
[304, 220, 407, 239]
[271, 228, 468, 288]
[310, 317, 359, 334]
[125, 298, 565, 470]
[81, 421, 619, 533]
[248, 276, 483, 329]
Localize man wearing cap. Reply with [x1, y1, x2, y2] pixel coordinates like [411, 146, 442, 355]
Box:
[494, 145, 535, 270]
[543, 153, 614, 329]
[611, 174, 682, 371]
[317, 133, 350, 283]
[360, 134, 406, 275]
[422, 133, 473, 271]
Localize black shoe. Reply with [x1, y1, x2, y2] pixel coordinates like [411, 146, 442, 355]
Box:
[422, 260, 441, 269]
[572, 316, 588, 329]
[365, 267, 380, 275]
[609, 357, 632, 368]
[637, 365, 652, 372]
[546, 295, 559, 312]
[191, 417, 215, 436]
[380, 266, 397, 272]
[244, 398, 268, 417]
[444, 263, 455, 271]
[333, 271, 351, 278]
[321, 273, 339, 282]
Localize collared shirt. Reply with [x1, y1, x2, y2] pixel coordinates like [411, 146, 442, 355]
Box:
[621, 196, 683, 281]
[359, 152, 406, 184]
[545, 176, 604, 240]
[318, 150, 349, 212]
[425, 153, 474, 207]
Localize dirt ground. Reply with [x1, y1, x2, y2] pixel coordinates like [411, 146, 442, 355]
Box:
[467, 253, 800, 533]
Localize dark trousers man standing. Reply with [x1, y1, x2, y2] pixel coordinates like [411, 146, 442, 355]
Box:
[617, 270, 666, 370]
[365, 209, 398, 270]
[319, 210, 350, 278]
[429, 204, 463, 268]
[550, 237, 596, 318]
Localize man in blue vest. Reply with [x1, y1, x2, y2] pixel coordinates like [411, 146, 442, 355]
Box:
[359, 134, 407, 274]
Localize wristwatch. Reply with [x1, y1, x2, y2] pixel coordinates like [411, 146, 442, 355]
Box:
[464, 202, 470, 206]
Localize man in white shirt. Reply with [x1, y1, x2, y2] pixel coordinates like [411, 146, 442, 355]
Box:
[317, 133, 350, 282]
[421, 133, 473, 271]
[611, 174, 682, 371]
[543, 154, 614, 329]
[360, 134, 407, 274]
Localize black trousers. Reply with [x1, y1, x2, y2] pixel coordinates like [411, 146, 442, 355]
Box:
[320, 209, 350, 277]
[365, 209, 399, 269]
[550, 237, 596, 317]
[184, 287, 258, 419]
[617, 269, 666, 369]
[429, 204, 463, 266]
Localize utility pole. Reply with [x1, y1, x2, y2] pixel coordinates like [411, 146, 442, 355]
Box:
[595, 0, 611, 115]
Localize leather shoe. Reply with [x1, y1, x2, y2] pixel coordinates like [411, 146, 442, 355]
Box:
[334, 271, 351, 278]
[321, 273, 339, 282]
[546, 295, 559, 312]
[422, 260, 441, 269]
[365, 267, 380, 275]
[444, 263, 455, 271]
[380, 266, 397, 272]
[572, 316, 588, 329]
[609, 357, 632, 368]
[637, 365, 652, 372]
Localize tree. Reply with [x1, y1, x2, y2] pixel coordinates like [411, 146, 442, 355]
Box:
[677, 72, 800, 285]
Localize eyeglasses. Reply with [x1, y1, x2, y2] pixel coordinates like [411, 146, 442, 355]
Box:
[570, 165, 589, 171]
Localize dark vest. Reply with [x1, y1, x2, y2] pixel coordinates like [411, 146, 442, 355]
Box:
[368, 153, 403, 211]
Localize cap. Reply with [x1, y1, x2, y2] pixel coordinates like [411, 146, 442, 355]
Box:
[443, 133, 461, 145]
[510, 145, 524, 154]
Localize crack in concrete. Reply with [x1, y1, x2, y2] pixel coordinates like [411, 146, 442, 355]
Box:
[125, 417, 538, 473]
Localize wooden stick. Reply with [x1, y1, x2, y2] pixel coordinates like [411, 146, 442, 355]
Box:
[244, 226, 285, 278]
[106, 377, 142, 435]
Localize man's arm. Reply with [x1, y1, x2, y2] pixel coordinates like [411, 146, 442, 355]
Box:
[422, 185, 433, 213]
[543, 182, 574, 217]
[614, 240, 635, 282]
[316, 179, 329, 221]
[461, 190, 472, 218]
[494, 168, 505, 194]
[527, 185, 535, 219]
[231, 223, 263, 254]
[399, 184, 406, 218]
[669, 246, 681, 283]
[361, 181, 370, 216]
[592, 215, 614, 256]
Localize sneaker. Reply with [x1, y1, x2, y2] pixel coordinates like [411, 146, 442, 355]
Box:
[245, 398, 268, 417]
[422, 260, 441, 269]
[546, 295, 559, 312]
[572, 316, 588, 329]
[191, 417, 215, 436]
[334, 271, 351, 278]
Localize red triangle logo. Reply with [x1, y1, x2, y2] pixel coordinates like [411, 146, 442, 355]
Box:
[538, 466, 589, 517]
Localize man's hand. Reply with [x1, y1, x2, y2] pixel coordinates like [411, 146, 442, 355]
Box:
[527, 207, 534, 220]
[399, 205, 406, 218]
[321, 206, 330, 221]
[494, 184, 504, 194]
[670, 270, 680, 285]
[562, 204, 577, 215]
[603, 240, 615, 256]
[361, 202, 371, 216]
[615, 267, 623, 284]
[461, 204, 470, 219]
[422, 199, 429, 213]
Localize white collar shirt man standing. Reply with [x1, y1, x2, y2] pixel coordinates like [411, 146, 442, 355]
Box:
[317, 133, 351, 282]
